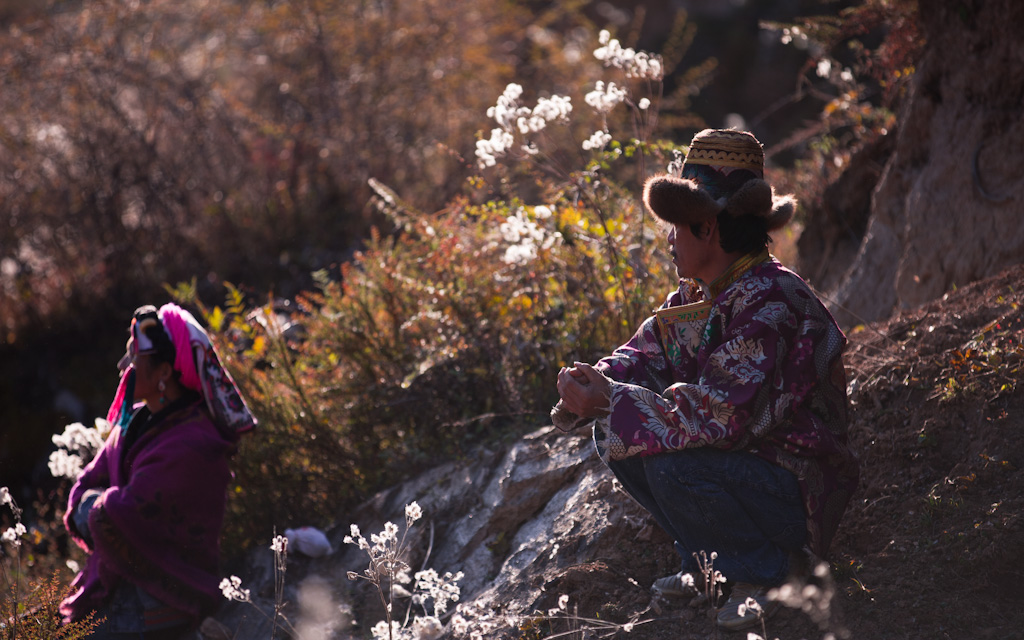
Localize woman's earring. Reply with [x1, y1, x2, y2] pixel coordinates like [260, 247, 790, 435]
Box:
[158, 379, 166, 404]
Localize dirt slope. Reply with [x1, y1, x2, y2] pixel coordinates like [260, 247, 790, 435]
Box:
[496, 264, 1024, 640]
[592, 263, 1024, 640]
[214, 265, 1024, 640]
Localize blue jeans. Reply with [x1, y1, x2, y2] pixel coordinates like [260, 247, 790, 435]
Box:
[606, 447, 806, 586]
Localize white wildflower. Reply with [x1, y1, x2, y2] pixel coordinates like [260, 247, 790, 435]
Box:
[344, 523, 370, 550]
[584, 81, 626, 113]
[415, 568, 463, 616]
[48, 449, 83, 480]
[486, 83, 528, 131]
[780, 26, 809, 49]
[626, 51, 663, 79]
[52, 421, 104, 452]
[371, 620, 407, 640]
[412, 616, 443, 640]
[475, 127, 515, 168]
[94, 417, 113, 439]
[503, 243, 537, 265]
[517, 115, 546, 134]
[49, 421, 106, 480]
[499, 208, 544, 244]
[532, 94, 572, 122]
[593, 32, 663, 80]
[270, 535, 288, 554]
[219, 575, 251, 602]
[2, 523, 26, 546]
[451, 614, 470, 635]
[405, 501, 423, 522]
[816, 58, 832, 78]
[499, 207, 558, 265]
[479, 84, 572, 168]
[533, 205, 552, 219]
[638, 97, 651, 110]
[0, 487, 10, 507]
[738, 596, 763, 617]
[840, 67, 854, 82]
[582, 130, 612, 151]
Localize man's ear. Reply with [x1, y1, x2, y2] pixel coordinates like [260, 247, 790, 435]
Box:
[701, 221, 715, 240]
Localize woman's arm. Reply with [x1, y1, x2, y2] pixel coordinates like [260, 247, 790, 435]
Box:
[64, 432, 116, 549]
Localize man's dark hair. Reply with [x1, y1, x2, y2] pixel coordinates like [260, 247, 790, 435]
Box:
[689, 211, 771, 255]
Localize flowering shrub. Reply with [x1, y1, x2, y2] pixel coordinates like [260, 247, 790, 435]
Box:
[219, 535, 300, 639]
[48, 419, 109, 481]
[171, 26, 698, 552]
[344, 502, 462, 640]
[0, 0, 599, 341]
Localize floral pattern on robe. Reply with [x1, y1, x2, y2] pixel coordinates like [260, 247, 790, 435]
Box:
[591, 256, 859, 557]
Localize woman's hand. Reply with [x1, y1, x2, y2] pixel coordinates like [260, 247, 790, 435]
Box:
[556, 362, 612, 418]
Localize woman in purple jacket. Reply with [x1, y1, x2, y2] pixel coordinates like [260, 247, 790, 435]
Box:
[62, 304, 256, 639]
[554, 129, 859, 631]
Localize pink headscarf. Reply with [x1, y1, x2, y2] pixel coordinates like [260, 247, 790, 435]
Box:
[106, 303, 256, 436]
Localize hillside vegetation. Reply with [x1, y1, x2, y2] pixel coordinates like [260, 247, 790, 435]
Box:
[201, 264, 1024, 640]
[10, 3, 1015, 639]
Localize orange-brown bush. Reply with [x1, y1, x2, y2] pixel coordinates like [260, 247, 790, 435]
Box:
[180, 185, 679, 550]
[171, 21, 708, 547]
[0, 0, 604, 343]
[760, 0, 922, 213]
[2, 488, 98, 640]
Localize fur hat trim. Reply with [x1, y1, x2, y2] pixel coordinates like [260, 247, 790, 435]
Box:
[642, 174, 796, 231]
[642, 175, 720, 227]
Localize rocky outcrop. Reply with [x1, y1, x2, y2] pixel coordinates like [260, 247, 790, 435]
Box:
[208, 426, 666, 639]
[813, 0, 1024, 327]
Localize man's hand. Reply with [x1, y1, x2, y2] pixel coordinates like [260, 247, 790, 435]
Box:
[556, 361, 612, 418]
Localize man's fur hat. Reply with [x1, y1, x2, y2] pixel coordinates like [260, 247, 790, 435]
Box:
[642, 129, 795, 231]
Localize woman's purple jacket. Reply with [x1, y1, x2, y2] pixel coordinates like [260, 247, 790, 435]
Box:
[61, 401, 235, 625]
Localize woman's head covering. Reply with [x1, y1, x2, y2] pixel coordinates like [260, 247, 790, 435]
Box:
[642, 129, 796, 231]
[108, 303, 257, 437]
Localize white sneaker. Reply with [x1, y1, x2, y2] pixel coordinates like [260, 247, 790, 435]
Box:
[650, 571, 698, 598]
[715, 582, 778, 631]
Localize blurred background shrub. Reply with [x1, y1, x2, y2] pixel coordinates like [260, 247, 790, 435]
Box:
[0, 0, 920, 558]
[172, 50, 685, 547]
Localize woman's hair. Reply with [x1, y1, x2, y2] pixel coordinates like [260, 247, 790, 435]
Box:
[132, 305, 177, 368]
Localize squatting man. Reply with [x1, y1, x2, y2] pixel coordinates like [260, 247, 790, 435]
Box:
[552, 129, 859, 632]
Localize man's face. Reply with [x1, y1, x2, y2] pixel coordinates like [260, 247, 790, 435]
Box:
[667, 223, 712, 281]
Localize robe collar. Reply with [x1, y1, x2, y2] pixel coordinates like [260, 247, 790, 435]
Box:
[696, 249, 771, 300]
